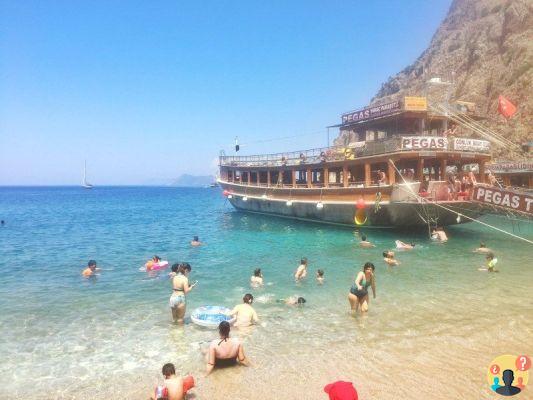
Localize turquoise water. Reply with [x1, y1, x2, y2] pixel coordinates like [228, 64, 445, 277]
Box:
[1, 186, 532, 399]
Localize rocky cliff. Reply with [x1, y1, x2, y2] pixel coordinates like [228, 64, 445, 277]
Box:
[341, 0, 532, 159]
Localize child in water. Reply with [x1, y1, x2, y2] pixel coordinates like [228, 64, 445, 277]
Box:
[294, 258, 308, 281]
[383, 251, 400, 266]
[316, 269, 325, 284]
[250, 268, 263, 287]
[479, 253, 499, 272]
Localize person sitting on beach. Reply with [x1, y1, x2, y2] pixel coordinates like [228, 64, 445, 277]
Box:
[316, 269, 325, 284]
[229, 293, 259, 327]
[383, 251, 400, 266]
[479, 253, 499, 272]
[206, 321, 249, 375]
[170, 263, 196, 323]
[250, 268, 263, 287]
[395, 240, 414, 250]
[431, 228, 448, 242]
[348, 262, 376, 314]
[359, 235, 375, 248]
[294, 258, 308, 281]
[151, 363, 195, 400]
[474, 242, 492, 254]
[82, 260, 100, 277]
[190, 236, 202, 246]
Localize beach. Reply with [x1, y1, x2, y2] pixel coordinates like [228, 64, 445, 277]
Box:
[0, 186, 532, 399]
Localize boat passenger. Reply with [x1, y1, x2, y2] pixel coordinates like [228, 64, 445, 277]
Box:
[320, 151, 327, 163]
[250, 268, 263, 287]
[348, 262, 376, 314]
[190, 236, 202, 246]
[316, 269, 325, 284]
[431, 227, 448, 242]
[170, 263, 196, 323]
[474, 242, 492, 254]
[294, 258, 308, 281]
[359, 235, 375, 248]
[383, 251, 400, 266]
[487, 170, 498, 187]
[150, 363, 194, 400]
[82, 260, 100, 277]
[229, 293, 259, 327]
[206, 321, 249, 375]
[376, 169, 387, 185]
[299, 153, 307, 165]
[395, 240, 415, 250]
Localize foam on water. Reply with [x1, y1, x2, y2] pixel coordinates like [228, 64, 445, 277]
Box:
[0, 186, 532, 399]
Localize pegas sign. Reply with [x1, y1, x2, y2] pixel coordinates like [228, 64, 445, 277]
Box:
[342, 100, 401, 124]
[473, 186, 533, 215]
[401, 136, 448, 150]
[453, 138, 490, 152]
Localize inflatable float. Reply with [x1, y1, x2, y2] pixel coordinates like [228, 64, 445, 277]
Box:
[191, 306, 232, 328]
[145, 260, 169, 271]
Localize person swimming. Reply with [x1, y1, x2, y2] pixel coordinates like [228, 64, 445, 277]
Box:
[431, 227, 448, 242]
[82, 260, 100, 277]
[250, 268, 263, 287]
[206, 321, 249, 375]
[479, 253, 499, 272]
[383, 251, 400, 266]
[348, 262, 376, 314]
[190, 236, 202, 246]
[228, 293, 259, 327]
[294, 258, 308, 281]
[316, 269, 325, 284]
[169, 263, 197, 323]
[280, 296, 306, 305]
[474, 242, 492, 254]
[395, 240, 415, 250]
[359, 235, 375, 248]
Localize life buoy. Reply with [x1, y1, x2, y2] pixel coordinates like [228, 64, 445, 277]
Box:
[354, 208, 367, 225]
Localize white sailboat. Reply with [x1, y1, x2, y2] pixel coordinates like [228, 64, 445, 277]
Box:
[82, 160, 93, 189]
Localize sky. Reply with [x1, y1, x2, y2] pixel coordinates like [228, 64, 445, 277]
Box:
[0, 0, 451, 185]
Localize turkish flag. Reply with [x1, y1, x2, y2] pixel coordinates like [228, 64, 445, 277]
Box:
[497, 95, 517, 118]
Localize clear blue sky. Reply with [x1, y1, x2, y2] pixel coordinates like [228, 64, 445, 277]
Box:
[1, 0, 451, 185]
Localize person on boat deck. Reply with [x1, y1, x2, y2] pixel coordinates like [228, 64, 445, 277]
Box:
[316, 269, 325, 284]
[376, 169, 387, 185]
[359, 235, 375, 248]
[348, 262, 376, 314]
[250, 268, 263, 287]
[169, 263, 196, 323]
[229, 293, 259, 327]
[82, 260, 100, 277]
[383, 251, 400, 266]
[487, 170, 498, 187]
[474, 242, 492, 254]
[150, 363, 186, 400]
[206, 321, 249, 375]
[431, 227, 448, 242]
[190, 236, 202, 246]
[299, 153, 307, 164]
[281, 156, 288, 166]
[294, 258, 308, 281]
[320, 151, 327, 163]
[405, 169, 415, 182]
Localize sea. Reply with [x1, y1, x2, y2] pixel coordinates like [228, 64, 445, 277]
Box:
[0, 186, 532, 399]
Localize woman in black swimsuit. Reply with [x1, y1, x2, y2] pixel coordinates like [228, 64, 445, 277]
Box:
[206, 321, 249, 375]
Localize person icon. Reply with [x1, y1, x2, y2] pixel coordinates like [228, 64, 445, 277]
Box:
[516, 377, 525, 390]
[495, 369, 521, 396]
[491, 377, 501, 392]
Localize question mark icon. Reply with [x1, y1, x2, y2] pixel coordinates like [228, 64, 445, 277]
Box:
[515, 355, 531, 371]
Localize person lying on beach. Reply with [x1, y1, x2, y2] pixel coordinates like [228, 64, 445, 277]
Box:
[431, 228, 448, 242]
[316, 269, 325, 284]
[348, 262, 376, 314]
[383, 251, 400, 266]
[190, 236, 202, 246]
[479, 253, 499, 272]
[250, 268, 263, 287]
[228, 293, 259, 327]
[474, 242, 492, 254]
[395, 240, 415, 250]
[278, 296, 306, 305]
[359, 235, 375, 248]
[294, 258, 308, 281]
[206, 321, 249, 375]
[151, 363, 195, 400]
[82, 260, 100, 277]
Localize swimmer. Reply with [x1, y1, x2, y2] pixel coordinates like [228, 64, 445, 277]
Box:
[474, 242, 492, 254]
[82, 260, 100, 277]
[395, 240, 415, 250]
[250, 268, 263, 287]
[479, 253, 499, 272]
[206, 321, 249, 375]
[170, 263, 197, 323]
[316, 269, 325, 284]
[359, 235, 375, 248]
[348, 262, 376, 314]
[294, 258, 308, 281]
[383, 251, 400, 266]
[146, 255, 162, 271]
[228, 293, 259, 327]
[190, 236, 202, 247]
[279, 296, 306, 305]
[150, 363, 186, 400]
[431, 227, 448, 242]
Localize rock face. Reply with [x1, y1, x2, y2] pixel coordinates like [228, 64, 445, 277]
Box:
[340, 0, 532, 159]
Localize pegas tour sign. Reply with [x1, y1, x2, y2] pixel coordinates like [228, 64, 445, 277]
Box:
[341, 100, 401, 124]
[401, 136, 448, 150]
[473, 185, 533, 215]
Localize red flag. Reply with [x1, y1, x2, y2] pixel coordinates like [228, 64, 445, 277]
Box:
[497, 95, 517, 118]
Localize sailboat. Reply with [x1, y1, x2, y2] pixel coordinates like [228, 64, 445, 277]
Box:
[82, 160, 93, 189]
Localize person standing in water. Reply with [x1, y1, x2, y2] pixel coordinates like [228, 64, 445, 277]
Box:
[190, 236, 202, 246]
[250, 268, 263, 287]
[359, 235, 375, 248]
[383, 251, 400, 266]
[206, 321, 249, 375]
[348, 262, 376, 314]
[316, 269, 325, 284]
[82, 260, 100, 277]
[169, 263, 196, 323]
[294, 258, 308, 281]
[229, 293, 259, 327]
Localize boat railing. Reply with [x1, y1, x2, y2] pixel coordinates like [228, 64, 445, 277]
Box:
[219, 136, 490, 167]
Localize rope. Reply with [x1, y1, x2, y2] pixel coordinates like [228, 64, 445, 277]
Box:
[388, 159, 533, 245]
